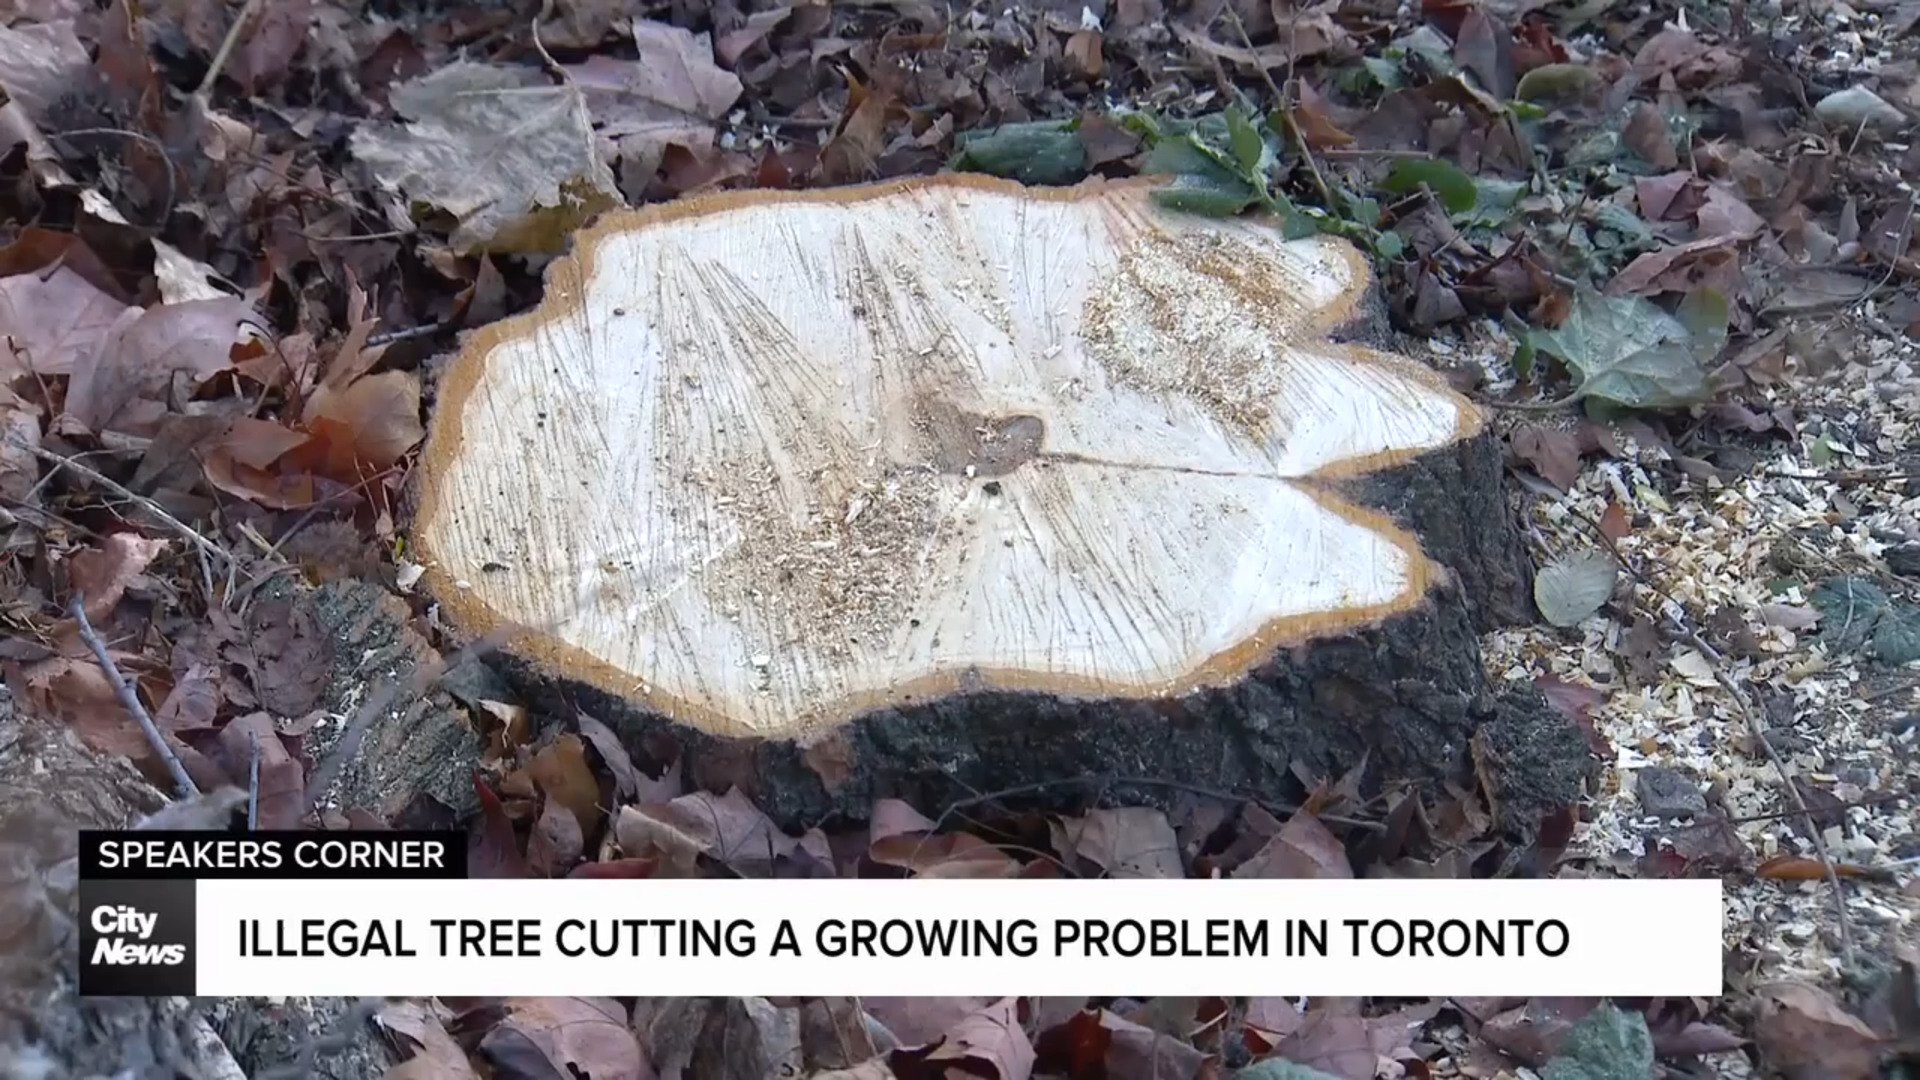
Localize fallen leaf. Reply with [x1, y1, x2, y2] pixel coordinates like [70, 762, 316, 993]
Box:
[1529, 287, 1722, 409]
[616, 787, 793, 873]
[1509, 424, 1582, 490]
[377, 1000, 480, 1080]
[63, 297, 266, 436]
[1533, 674, 1611, 759]
[481, 997, 650, 1080]
[891, 997, 1034, 1080]
[228, 0, 315, 95]
[0, 265, 135, 378]
[65, 533, 170, 622]
[1233, 811, 1352, 878]
[470, 774, 529, 879]
[1051, 806, 1183, 878]
[1756, 854, 1879, 881]
[302, 369, 427, 471]
[1533, 550, 1618, 627]
[218, 712, 304, 829]
[1597, 501, 1631, 541]
[865, 998, 998, 1048]
[1754, 982, 1883, 1080]
[351, 63, 621, 255]
[527, 733, 603, 837]
[526, 795, 585, 877]
[574, 711, 640, 801]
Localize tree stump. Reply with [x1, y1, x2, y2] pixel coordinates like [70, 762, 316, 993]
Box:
[412, 175, 1589, 832]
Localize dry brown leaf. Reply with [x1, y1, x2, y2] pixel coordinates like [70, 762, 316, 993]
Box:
[871, 828, 1020, 877]
[870, 798, 938, 844]
[229, 0, 315, 95]
[1597, 501, 1631, 541]
[616, 787, 793, 872]
[18, 653, 159, 769]
[64, 297, 266, 437]
[891, 997, 1034, 1080]
[154, 662, 222, 733]
[1232, 810, 1352, 878]
[1098, 1009, 1214, 1078]
[864, 998, 998, 1048]
[1755, 854, 1880, 881]
[0, 394, 37, 507]
[1754, 982, 1884, 1080]
[1064, 30, 1103, 78]
[219, 712, 304, 829]
[527, 794, 585, 876]
[1051, 806, 1183, 878]
[377, 1000, 480, 1080]
[1509, 424, 1582, 490]
[574, 711, 640, 801]
[481, 997, 651, 1080]
[0, 266, 135, 378]
[527, 733, 604, 837]
[303, 369, 426, 471]
[64, 533, 170, 623]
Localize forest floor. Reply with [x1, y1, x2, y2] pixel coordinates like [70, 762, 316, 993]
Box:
[4, 0, 1920, 1075]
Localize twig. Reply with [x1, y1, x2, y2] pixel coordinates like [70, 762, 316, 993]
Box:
[1676, 623, 1857, 960]
[1224, 3, 1336, 211]
[1729, 791, 1914, 824]
[14, 439, 234, 568]
[365, 321, 445, 348]
[247, 730, 261, 830]
[1764, 469, 1920, 484]
[46, 128, 180, 229]
[197, 0, 264, 99]
[531, 0, 566, 81]
[70, 593, 199, 799]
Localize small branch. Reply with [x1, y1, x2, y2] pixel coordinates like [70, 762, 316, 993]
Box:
[531, 0, 566, 81]
[197, 0, 264, 99]
[365, 321, 444, 348]
[247, 730, 261, 830]
[15, 439, 234, 567]
[70, 593, 199, 799]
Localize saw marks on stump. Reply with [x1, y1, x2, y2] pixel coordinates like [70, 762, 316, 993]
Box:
[416, 175, 1483, 738]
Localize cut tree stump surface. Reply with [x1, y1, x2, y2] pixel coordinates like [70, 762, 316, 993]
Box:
[413, 174, 1588, 830]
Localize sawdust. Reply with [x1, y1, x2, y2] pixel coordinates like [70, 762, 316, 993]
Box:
[701, 452, 947, 671]
[1081, 226, 1320, 438]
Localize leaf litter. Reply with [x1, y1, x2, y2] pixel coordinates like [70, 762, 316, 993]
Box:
[7, 0, 1920, 1073]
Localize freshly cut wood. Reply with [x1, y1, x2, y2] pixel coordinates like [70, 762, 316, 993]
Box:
[413, 175, 1587, 829]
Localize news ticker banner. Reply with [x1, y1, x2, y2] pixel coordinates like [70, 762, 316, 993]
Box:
[80, 831, 1725, 998]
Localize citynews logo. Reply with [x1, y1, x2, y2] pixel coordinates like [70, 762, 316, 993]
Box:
[90, 904, 186, 966]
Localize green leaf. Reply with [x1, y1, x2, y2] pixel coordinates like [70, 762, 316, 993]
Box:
[1534, 549, 1618, 627]
[1514, 62, 1601, 103]
[1809, 433, 1838, 466]
[1371, 230, 1405, 260]
[1151, 174, 1259, 217]
[1541, 1003, 1654, 1080]
[1361, 55, 1405, 90]
[1530, 289, 1717, 410]
[1239, 1061, 1343, 1080]
[1142, 134, 1242, 186]
[1380, 159, 1478, 214]
[1806, 575, 1920, 662]
[951, 121, 1089, 185]
[1225, 105, 1265, 176]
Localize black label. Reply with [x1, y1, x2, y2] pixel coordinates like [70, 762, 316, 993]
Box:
[79, 831, 468, 880]
[78, 879, 197, 996]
